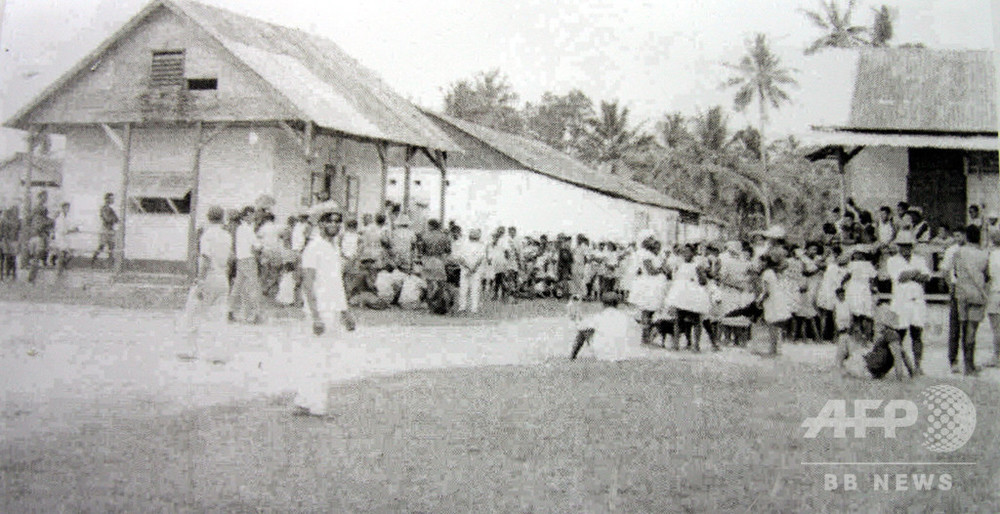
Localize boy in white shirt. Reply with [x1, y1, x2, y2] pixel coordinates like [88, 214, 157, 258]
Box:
[51, 202, 79, 277]
[398, 264, 428, 310]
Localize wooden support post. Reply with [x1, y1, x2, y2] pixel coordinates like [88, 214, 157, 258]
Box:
[438, 150, 448, 223]
[403, 145, 416, 214]
[376, 141, 389, 212]
[187, 121, 204, 279]
[18, 127, 40, 266]
[114, 123, 132, 274]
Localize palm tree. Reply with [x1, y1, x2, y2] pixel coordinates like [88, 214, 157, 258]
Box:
[723, 34, 797, 225]
[800, 0, 869, 55]
[869, 5, 895, 47]
[581, 100, 653, 174]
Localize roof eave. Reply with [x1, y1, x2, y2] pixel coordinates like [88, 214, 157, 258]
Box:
[3, 0, 172, 131]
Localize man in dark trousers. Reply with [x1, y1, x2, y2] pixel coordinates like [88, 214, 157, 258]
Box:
[92, 192, 119, 268]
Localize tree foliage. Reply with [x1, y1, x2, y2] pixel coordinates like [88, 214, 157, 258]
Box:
[443, 69, 524, 133]
[800, 0, 870, 54]
[579, 100, 654, 174]
[523, 89, 594, 154]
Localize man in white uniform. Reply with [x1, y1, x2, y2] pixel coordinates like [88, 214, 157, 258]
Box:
[456, 228, 487, 313]
[296, 203, 355, 416]
[885, 233, 930, 375]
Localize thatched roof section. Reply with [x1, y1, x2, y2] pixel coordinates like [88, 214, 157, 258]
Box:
[425, 112, 698, 214]
[848, 48, 997, 133]
[5, 0, 460, 152]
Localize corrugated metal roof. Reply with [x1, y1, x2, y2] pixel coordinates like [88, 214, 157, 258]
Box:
[848, 48, 997, 133]
[425, 112, 698, 214]
[5, 0, 460, 152]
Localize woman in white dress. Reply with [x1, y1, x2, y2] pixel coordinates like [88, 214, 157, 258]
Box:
[629, 232, 668, 345]
[843, 248, 878, 339]
[665, 244, 712, 351]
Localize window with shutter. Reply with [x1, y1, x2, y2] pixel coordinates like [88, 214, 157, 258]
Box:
[150, 50, 185, 88]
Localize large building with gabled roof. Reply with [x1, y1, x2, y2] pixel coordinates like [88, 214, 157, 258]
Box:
[3, 0, 459, 272]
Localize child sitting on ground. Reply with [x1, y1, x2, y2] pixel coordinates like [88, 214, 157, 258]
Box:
[836, 308, 914, 380]
[570, 292, 638, 361]
[398, 264, 428, 310]
[375, 263, 406, 305]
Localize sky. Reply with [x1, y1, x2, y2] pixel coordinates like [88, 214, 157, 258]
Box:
[0, 0, 996, 159]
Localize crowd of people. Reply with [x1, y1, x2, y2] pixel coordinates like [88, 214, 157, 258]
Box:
[570, 199, 999, 382]
[0, 190, 119, 283]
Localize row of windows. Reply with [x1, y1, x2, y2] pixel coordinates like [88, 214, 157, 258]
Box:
[388, 179, 451, 186]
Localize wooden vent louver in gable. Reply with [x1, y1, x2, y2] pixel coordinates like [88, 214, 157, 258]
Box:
[150, 50, 185, 88]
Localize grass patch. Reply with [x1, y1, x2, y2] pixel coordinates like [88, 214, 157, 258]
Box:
[3, 358, 997, 512]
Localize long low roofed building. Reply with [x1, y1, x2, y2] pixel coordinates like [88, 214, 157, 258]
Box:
[387, 112, 703, 245]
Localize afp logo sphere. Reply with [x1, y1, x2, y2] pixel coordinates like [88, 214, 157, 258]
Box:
[921, 385, 976, 453]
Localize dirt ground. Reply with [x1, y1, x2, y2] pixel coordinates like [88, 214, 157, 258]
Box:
[1, 296, 998, 511]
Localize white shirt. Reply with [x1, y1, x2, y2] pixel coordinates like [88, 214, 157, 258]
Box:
[291, 222, 309, 252]
[375, 270, 405, 299]
[579, 307, 639, 361]
[340, 231, 360, 260]
[234, 223, 260, 259]
[877, 221, 895, 244]
[886, 254, 929, 305]
[52, 212, 75, 247]
[200, 224, 232, 274]
[301, 235, 347, 315]
[398, 274, 427, 305]
[456, 240, 486, 272]
[989, 249, 1000, 294]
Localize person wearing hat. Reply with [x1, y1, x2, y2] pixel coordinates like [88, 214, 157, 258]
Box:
[885, 231, 930, 375]
[293, 206, 356, 417]
[836, 307, 914, 380]
[178, 205, 233, 363]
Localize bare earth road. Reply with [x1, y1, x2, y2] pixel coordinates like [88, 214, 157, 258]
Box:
[2, 301, 997, 444]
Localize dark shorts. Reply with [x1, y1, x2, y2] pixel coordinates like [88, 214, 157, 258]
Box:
[98, 231, 115, 249]
[956, 298, 986, 323]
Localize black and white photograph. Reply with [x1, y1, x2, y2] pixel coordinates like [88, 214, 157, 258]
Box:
[1, 0, 998, 511]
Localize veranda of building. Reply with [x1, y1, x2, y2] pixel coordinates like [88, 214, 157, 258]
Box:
[3, 0, 460, 274]
[806, 48, 999, 231]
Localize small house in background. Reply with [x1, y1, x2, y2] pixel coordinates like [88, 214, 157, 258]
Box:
[807, 48, 999, 230]
[3, 0, 458, 273]
[0, 152, 63, 208]
[386, 112, 703, 245]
